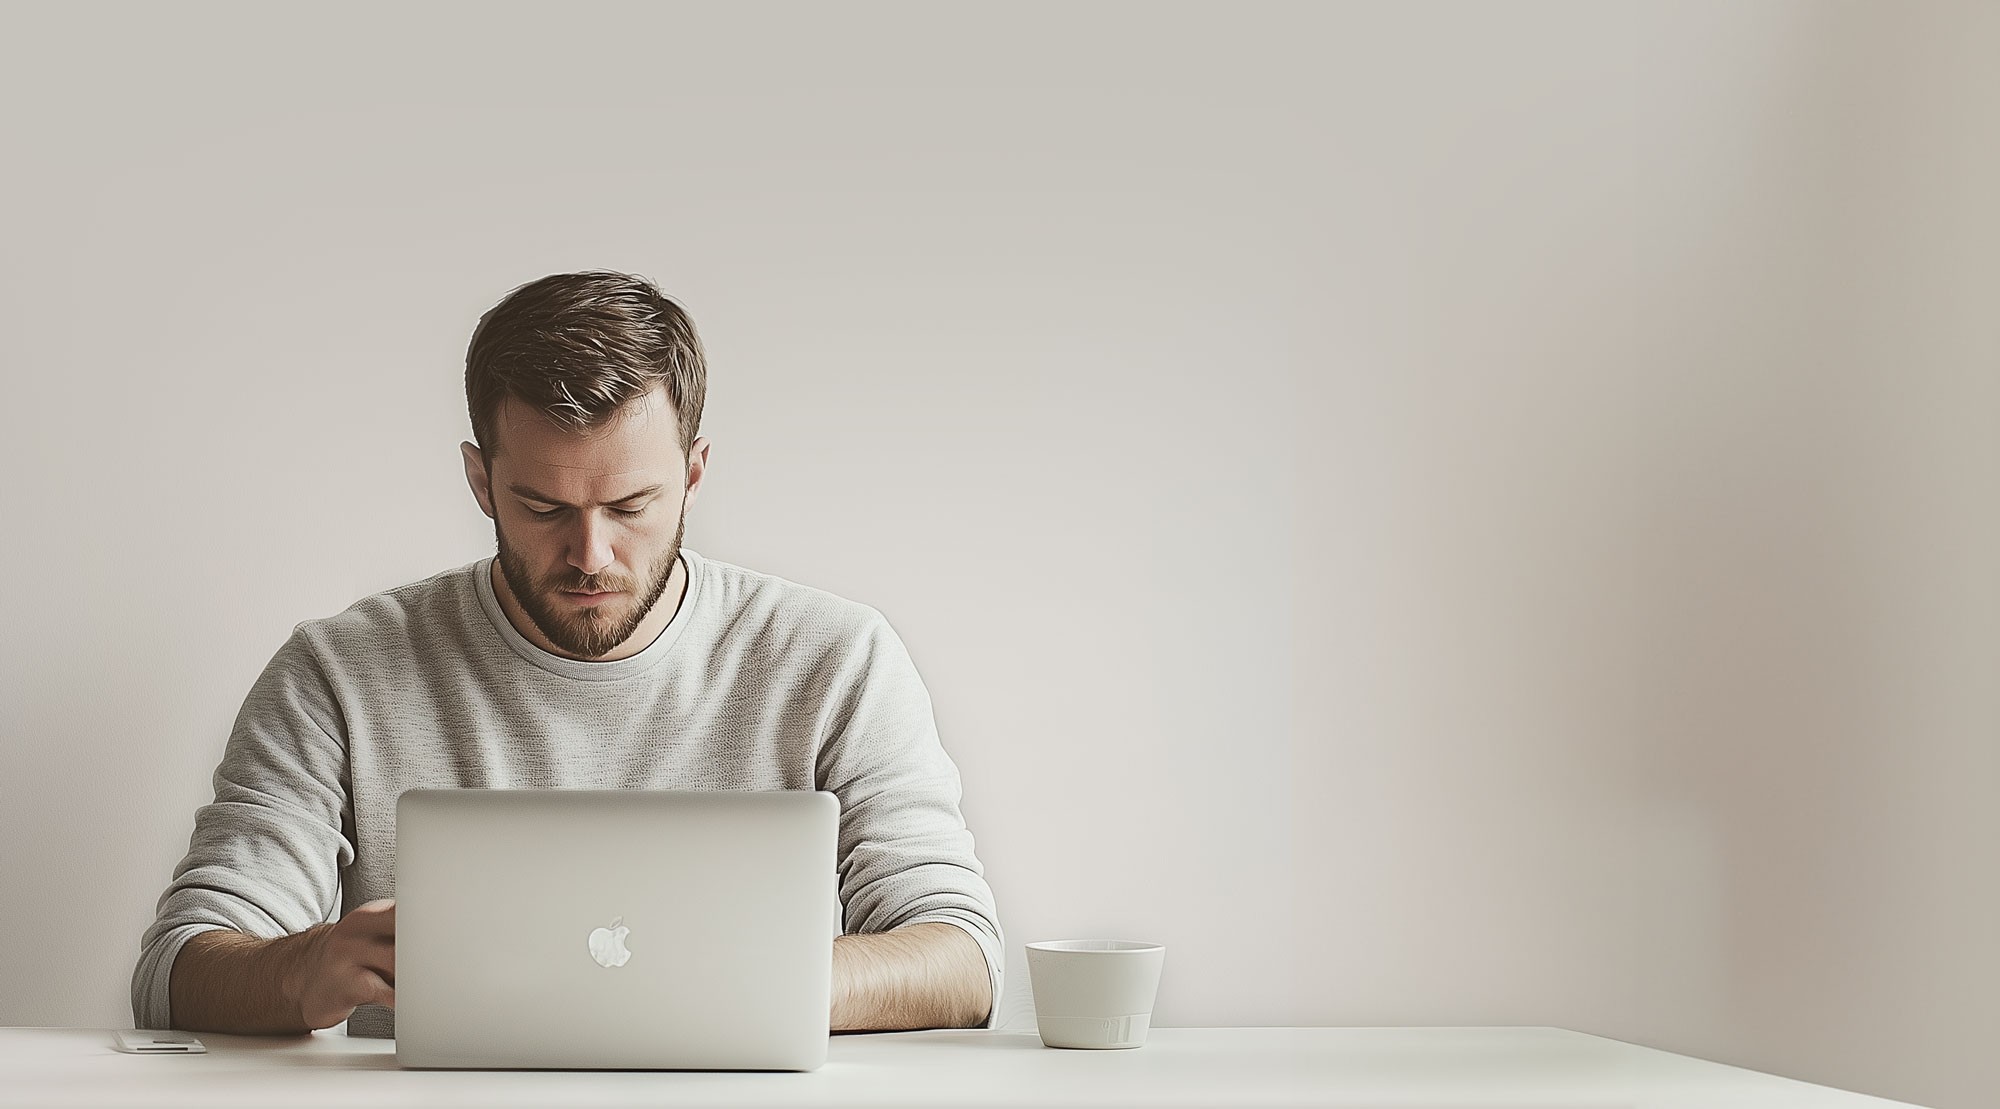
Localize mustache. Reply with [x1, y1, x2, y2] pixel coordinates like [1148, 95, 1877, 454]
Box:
[552, 574, 629, 593]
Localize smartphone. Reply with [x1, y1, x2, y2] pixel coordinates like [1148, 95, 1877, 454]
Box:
[113, 1029, 207, 1054]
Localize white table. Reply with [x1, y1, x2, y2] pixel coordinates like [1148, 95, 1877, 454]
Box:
[0, 1026, 1926, 1108]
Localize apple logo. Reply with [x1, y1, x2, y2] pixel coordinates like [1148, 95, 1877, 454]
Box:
[588, 916, 633, 968]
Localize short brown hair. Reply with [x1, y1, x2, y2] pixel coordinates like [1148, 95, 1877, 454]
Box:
[465, 270, 707, 462]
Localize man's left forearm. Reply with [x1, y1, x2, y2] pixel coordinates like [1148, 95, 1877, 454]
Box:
[830, 922, 991, 1032]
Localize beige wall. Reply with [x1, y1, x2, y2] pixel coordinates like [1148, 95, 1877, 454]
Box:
[1625, 3, 1999, 1100]
[0, 3, 1992, 1106]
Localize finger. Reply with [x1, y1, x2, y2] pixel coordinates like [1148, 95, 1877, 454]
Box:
[361, 969, 396, 1009]
[346, 908, 397, 940]
[352, 948, 396, 988]
[355, 915, 396, 939]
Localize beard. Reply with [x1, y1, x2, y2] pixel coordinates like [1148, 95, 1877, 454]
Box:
[493, 500, 687, 660]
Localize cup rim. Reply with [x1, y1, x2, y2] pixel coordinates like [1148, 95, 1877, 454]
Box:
[1026, 939, 1164, 954]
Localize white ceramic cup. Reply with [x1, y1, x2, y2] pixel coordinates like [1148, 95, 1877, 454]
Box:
[1025, 940, 1166, 1049]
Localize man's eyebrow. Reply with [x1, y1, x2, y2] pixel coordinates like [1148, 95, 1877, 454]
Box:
[506, 483, 665, 507]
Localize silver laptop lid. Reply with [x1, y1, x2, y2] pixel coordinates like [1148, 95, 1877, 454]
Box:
[394, 788, 838, 1071]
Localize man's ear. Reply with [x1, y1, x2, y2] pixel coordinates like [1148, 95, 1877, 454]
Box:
[684, 436, 712, 508]
[461, 441, 496, 520]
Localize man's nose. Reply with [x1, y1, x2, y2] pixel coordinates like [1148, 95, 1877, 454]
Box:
[567, 512, 616, 577]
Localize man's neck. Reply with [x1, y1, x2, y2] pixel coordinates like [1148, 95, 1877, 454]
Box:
[490, 555, 687, 663]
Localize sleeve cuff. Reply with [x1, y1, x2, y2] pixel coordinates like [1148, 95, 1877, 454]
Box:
[133, 923, 231, 1031]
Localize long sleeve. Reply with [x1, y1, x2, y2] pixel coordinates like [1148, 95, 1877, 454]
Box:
[813, 609, 1004, 1028]
[131, 625, 356, 1030]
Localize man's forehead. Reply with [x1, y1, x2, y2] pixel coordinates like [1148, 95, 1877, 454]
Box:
[491, 390, 684, 487]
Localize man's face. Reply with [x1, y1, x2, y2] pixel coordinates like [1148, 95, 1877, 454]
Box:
[462, 383, 706, 660]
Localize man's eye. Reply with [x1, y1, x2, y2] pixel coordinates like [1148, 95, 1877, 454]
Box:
[525, 505, 647, 518]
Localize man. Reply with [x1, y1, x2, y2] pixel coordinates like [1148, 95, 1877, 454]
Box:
[132, 271, 1002, 1038]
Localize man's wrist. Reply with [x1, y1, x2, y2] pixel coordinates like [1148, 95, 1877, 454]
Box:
[273, 924, 329, 1030]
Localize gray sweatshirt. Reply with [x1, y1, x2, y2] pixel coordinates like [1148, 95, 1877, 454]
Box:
[132, 548, 1003, 1038]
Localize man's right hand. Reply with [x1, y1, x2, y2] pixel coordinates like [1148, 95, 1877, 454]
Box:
[170, 899, 397, 1036]
[287, 898, 396, 1030]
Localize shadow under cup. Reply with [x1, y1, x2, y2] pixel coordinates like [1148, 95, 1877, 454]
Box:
[1024, 940, 1166, 1049]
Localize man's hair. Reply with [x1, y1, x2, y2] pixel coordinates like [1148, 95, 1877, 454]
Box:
[465, 270, 707, 462]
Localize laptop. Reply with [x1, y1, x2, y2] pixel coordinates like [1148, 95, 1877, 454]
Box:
[394, 788, 839, 1071]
